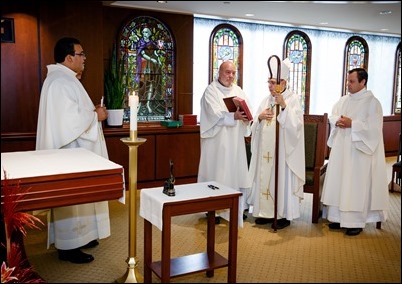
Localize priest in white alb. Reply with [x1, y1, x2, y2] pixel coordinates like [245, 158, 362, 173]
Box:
[321, 68, 388, 236]
[197, 61, 252, 226]
[36, 37, 110, 264]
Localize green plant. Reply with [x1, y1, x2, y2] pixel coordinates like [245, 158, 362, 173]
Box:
[1, 170, 45, 283]
[104, 46, 126, 109]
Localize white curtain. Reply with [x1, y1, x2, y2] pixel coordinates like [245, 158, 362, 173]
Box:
[193, 17, 400, 119]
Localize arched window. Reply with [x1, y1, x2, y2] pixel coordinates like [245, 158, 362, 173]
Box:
[392, 42, 401, 114]
[342, 36, 369, 96]
[209, 24, 243, 87]
[119, 16, 175, 122]
[284, 30, 312, 114]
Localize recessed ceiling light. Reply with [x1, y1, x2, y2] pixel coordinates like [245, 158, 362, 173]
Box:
[380, 10, 392, 15]
[245, 13, 255, 17]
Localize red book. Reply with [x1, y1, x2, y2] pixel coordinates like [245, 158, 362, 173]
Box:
[223, 96, 253, 121]
[179, 114, 197, 125]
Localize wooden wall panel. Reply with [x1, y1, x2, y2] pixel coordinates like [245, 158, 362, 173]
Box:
[38, 1, 104, 110]
[0, 132, 36, 153]
[1, 3, 40, 133]
[104, 131, 156, 184]
[155, 133, 200, 179]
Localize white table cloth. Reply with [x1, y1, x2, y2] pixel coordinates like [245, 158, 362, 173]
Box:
[139, 181, 240, 230]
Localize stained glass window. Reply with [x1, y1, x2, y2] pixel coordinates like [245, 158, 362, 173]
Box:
[119, 16, 175, 122]
[210, 24, 243, 87]
[393, 42, 401, 114]
[284, 31, 311, 114]
[343, 36, 368, 96]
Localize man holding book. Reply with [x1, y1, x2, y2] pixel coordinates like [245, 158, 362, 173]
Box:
[246, 58, 305, 230]
[197, 61, 252, 225]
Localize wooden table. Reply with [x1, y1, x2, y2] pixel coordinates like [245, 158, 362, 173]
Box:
[140, 182, 241, 283]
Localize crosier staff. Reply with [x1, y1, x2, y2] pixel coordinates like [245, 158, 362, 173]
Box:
[267, 55, 284, 232]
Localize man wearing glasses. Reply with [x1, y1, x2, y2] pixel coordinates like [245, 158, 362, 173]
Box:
[36, 37, 109, 264]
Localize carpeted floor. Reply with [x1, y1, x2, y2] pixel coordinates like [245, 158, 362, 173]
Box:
[24, 157, 401, 283]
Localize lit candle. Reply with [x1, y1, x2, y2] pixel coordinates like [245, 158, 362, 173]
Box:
[129, 92, 139, 131]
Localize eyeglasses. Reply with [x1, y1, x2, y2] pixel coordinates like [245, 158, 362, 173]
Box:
[208, 184, 220, 190]
[74, 52, 86, 57]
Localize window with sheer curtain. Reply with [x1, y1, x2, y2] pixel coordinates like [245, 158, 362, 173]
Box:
[193, 17, 399, 118]
[342, 36, 369, 96]
[209, 24, 243, 87]
[284, 30, 311, 114]
[392, 42, 401, 114]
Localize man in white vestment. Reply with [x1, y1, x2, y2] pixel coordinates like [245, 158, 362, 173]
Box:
[247, 58, 305, 230]
[321, 68, 388, 236]
[36, 37, 110, 263]
[197, 61, 252, 225]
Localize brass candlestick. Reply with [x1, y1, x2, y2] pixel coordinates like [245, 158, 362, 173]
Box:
[117, 130, 146, 283]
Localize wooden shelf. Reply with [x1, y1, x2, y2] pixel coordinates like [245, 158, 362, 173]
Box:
[150, 252, 228, 278]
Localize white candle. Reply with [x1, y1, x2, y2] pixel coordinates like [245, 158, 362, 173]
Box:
[129, 92, 139, 131]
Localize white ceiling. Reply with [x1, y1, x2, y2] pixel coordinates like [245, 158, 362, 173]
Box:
[104, 1, 401, 37]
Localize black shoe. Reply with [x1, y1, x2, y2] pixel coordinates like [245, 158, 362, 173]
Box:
[255, 217, 274, 225]
[58, 248, 94, 264]
[345, 228, 363, 236]
[271, 218, 290, 230]
[80, 240, 99, 249]
[243, 213, 248, 220]
[328, 222, 341, 229]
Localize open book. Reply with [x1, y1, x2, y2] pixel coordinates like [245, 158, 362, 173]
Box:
[223, 96, 253, 121]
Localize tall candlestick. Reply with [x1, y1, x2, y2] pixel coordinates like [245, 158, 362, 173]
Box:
[129, 92, 139, 131]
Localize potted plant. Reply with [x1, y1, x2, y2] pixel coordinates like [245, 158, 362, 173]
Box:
[104, 46, 126, 126]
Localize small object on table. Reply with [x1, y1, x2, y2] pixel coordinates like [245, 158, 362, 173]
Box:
[163, 159, 175, 196]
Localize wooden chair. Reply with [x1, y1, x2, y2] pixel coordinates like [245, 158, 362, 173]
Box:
[390, 132, 401, 193]
[303, 113, 329, 223]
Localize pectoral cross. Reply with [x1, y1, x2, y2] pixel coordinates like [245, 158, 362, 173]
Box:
[261, 187, 272, 200]
[266, 104, 276, 126]
[263, 152, 273, 163]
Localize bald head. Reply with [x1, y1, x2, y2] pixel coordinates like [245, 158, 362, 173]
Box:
[218, 61, 236, 87]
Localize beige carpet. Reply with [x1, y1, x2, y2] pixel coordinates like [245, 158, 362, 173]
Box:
[24, 157, 401, 283]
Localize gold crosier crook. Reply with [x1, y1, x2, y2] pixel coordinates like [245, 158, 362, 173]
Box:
[267, 55, 283, 232]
